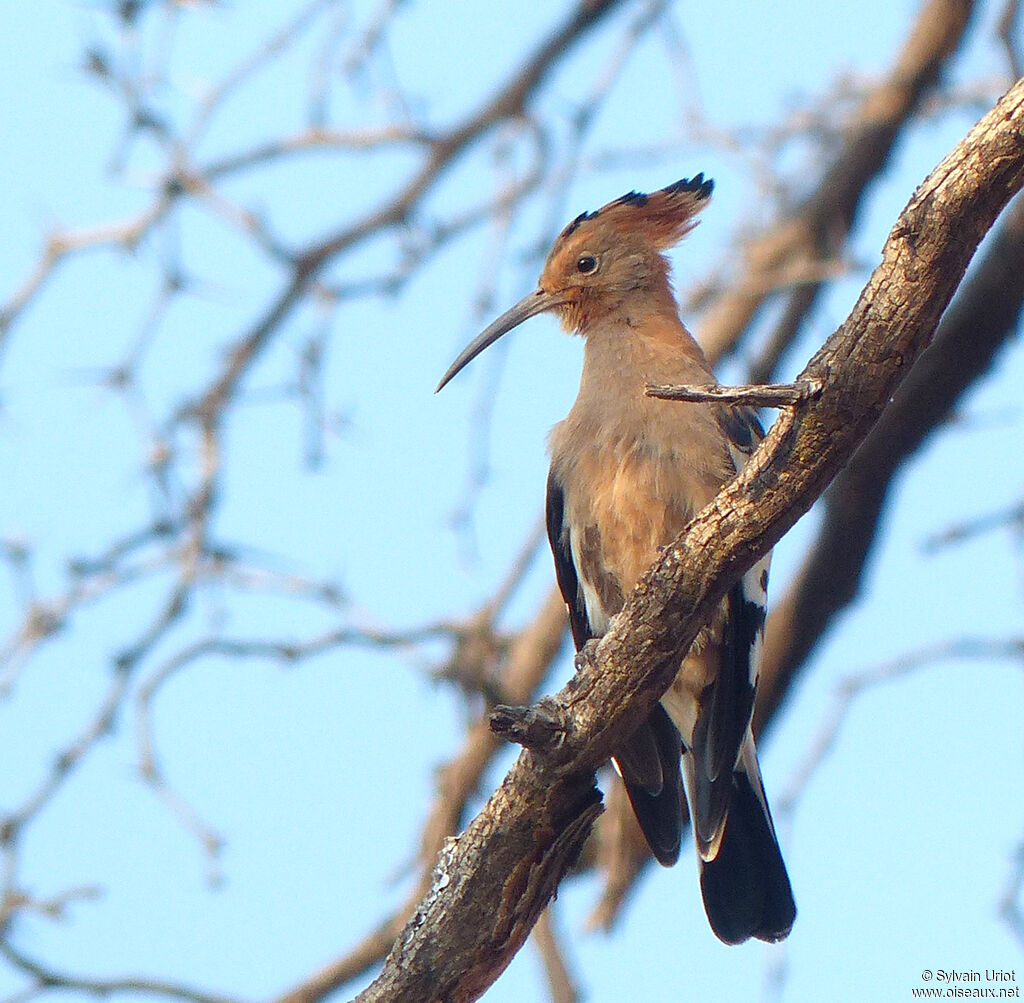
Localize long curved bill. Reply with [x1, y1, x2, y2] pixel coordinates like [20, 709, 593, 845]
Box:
[435, 288, 566, 393]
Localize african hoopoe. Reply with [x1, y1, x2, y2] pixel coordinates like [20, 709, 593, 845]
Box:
[437, 177, 795, 945]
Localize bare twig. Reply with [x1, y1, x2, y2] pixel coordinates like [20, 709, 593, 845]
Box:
[696, 0, 976, 370]
[531, 906, 580, 1003]
[777, 637, 1024, 814]
[645, 378, 823, 407]
[922, 499, 1024, 552]
[272, 589, 569, 1003]
[998, 0, 1023, 79]
[0, 940, 243, 1003]
[999, 836, 1024, 950]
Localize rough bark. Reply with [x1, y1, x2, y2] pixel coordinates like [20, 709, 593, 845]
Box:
[756, 187, 1024, 733]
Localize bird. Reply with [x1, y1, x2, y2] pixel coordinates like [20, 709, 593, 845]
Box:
[436, 176, 795, 945]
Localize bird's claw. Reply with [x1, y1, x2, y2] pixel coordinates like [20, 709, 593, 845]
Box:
[573, 638, 600, 673]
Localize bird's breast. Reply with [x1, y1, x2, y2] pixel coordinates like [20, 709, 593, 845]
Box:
[552, 418, 728, 618]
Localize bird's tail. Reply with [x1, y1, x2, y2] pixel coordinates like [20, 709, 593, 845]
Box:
[690, 732, 795, 944]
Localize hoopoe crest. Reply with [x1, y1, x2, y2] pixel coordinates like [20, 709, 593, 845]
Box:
[438, 176, 796, 945]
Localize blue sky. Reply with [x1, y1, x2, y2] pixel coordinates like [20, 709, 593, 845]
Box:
[1, 2, 1022, 1002]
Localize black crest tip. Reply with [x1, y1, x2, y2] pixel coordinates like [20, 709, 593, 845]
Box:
[616, 189, 650, 207]
[561, 209, 598, 238]
[666, 174, 714, 200]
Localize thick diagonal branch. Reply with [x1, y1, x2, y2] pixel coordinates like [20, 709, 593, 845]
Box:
[756, 186, 1024, 732]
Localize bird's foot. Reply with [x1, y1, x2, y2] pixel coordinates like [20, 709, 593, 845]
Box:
[573, 638, 600, 673]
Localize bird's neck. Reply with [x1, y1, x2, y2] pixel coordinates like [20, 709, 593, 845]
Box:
[577, 304, 714, 405]
[550, 303, 730, 504]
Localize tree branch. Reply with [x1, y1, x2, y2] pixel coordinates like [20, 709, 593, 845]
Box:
[271, 592, 570, 1003]
[356, 76, 1024, 1003]
[757, 184, 1024, 734]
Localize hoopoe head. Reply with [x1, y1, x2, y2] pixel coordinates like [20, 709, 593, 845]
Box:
[436, 175, 712, 392]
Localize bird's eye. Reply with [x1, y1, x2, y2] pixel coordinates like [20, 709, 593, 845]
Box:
[576, 255, 598, 274]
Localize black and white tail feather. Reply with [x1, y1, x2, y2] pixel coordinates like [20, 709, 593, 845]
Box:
[546, 404, 795, 945]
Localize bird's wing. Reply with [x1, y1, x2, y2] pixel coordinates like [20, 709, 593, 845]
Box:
[716, 405, 770, 700]
[689, 407, 771, 851]
[545, 468, 592, 650]
[546, 468, 661, 781]
[545, 467, 684, 865]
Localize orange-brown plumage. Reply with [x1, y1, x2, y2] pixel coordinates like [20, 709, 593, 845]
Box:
[437, 176, 795, 945]
[538, 177, 713, 334]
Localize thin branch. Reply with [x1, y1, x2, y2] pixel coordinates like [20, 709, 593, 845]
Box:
[131, 621, 453, 867]
[999, 835, 1024, 950]
[201, 126, 436, 181]
[645, 378, 823, 407]
[183, 0, 337, 149]
[696, 0, 976, 370]
[922, 499, 1024, 552]
[777, 637, 1024, 814]
[998, 0, 1023, 80]
[1, 668, 129, 845]
[530, 906, 580, 1003]
[0, 940, 241, 1003]
[0, 200, 171, 343]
